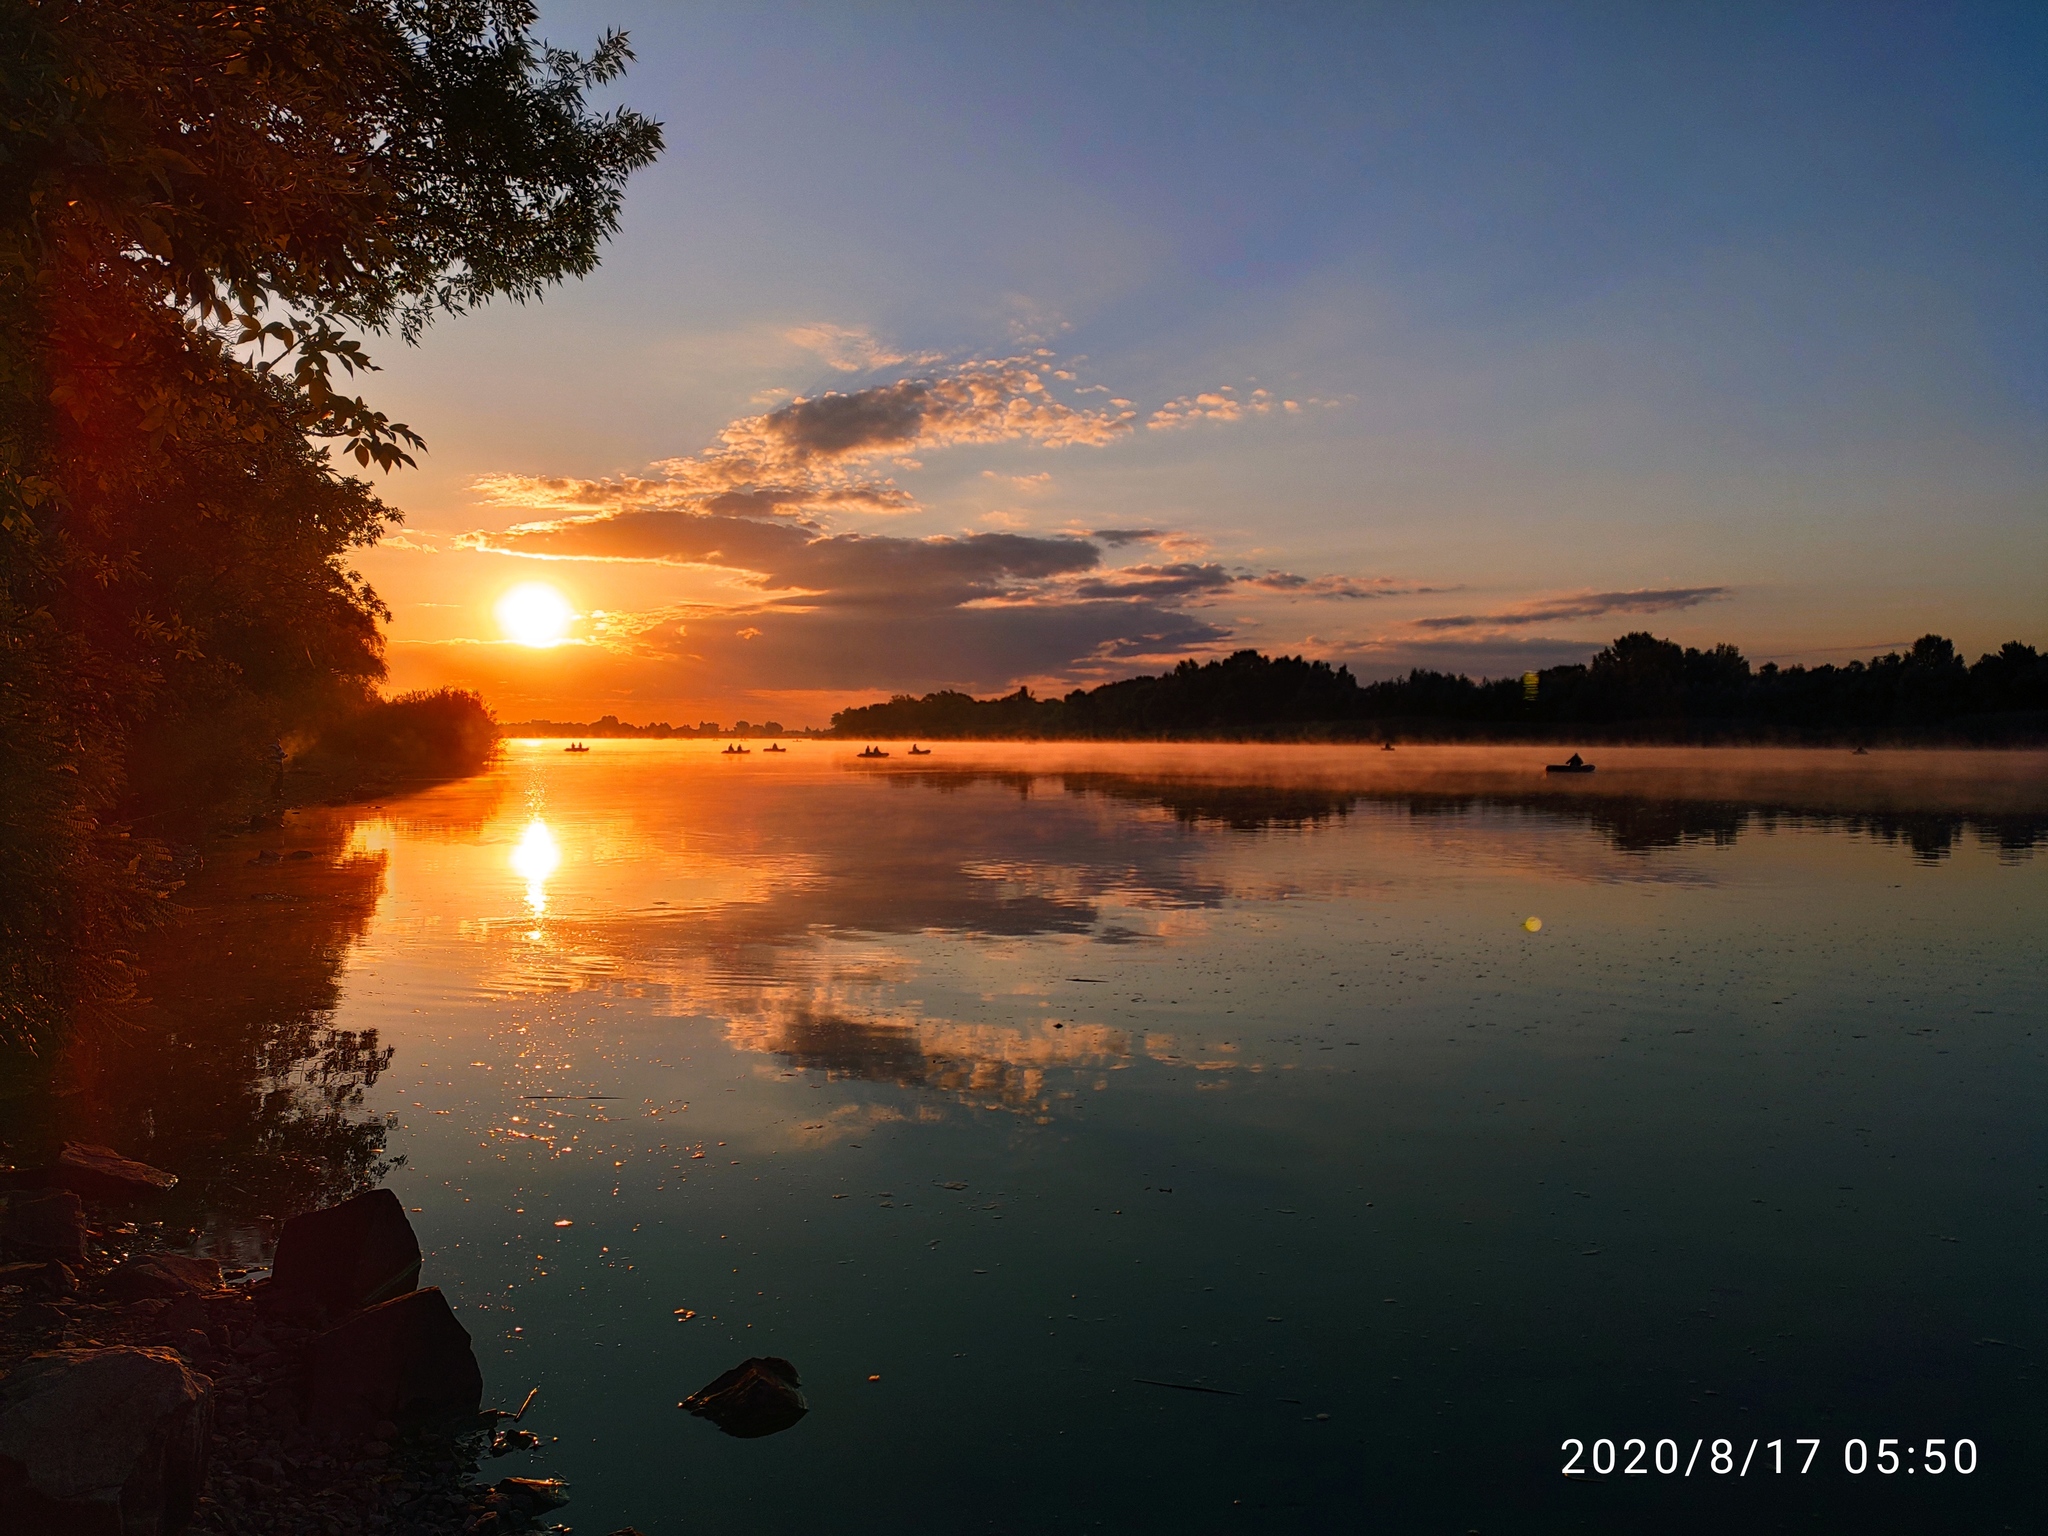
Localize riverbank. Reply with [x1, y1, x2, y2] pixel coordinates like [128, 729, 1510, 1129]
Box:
[0, 1156, 598, 1534]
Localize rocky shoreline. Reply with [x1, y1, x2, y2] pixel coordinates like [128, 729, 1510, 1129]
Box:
[0, 1146, 633, 1535]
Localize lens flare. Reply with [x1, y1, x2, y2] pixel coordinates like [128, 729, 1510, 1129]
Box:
[496, 583, 574, 647]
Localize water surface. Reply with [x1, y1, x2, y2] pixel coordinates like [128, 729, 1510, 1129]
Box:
[48, 744, 2048, 1530]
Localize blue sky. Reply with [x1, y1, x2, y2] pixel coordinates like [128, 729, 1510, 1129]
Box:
[366, 1, 2047, 722]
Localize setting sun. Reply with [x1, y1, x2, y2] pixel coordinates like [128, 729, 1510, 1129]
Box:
[496, 582, 574, 647]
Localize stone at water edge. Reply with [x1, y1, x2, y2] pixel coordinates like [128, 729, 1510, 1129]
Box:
[2, 1189, 88, 1263]
[270, 1187, 422, 1315]
[102, 1254, 226, 1303]
[680, 1357, 809, 1438]
[495, 1476, 571, 1512]
[0, 1347, 213, 1536]
[301, 1286, 483, 1434]
[53, 1144, 180, 1200]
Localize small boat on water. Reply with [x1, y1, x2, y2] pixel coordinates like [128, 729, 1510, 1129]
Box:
[722, 743, 750, 756]
[1545, 752, 1595, 775]
[858, 746, 889, 759]
[764, 743, 787, 753]
[564, 742, 590, 753]
[1381, 741, 1395, 751]
[907, 744, 931, 756]
[1852, 745, 1869, 755]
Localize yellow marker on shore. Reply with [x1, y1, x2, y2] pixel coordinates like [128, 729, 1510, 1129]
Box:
[1523, 916, 1543, 932]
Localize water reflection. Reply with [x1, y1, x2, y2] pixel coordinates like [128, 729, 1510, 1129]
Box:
[7, 742, 2040, 1531]
[909, 765, 2048, 857]
[724, 1001, 1138, 1119]
[0, 813, 399, 1241]
[510, 816, 561, 915]
[331, 745, 2044, 1123]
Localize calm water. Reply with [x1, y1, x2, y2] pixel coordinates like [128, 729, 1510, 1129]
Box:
[36, 744, 2048, 1531]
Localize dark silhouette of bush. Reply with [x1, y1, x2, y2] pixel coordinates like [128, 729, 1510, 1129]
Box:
[306, 690, 499, 781]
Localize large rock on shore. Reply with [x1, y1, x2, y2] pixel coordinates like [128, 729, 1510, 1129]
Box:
[301, 1287, 482, 1434]
[0, 1347, 213, 1535]
[270, 1188, 420, 1315]
[3, 1189, 88, 1263]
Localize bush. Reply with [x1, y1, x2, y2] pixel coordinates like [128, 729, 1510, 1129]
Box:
[309, 689, 498, 781]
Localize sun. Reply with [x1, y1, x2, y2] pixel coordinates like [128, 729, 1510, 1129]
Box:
[496, 583, 574, 647]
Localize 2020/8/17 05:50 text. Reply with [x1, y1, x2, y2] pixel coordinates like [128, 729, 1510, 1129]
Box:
[1562, 1437, 1979, 1478]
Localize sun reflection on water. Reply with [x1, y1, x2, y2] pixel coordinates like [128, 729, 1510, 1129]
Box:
[510, 816, 560, 915]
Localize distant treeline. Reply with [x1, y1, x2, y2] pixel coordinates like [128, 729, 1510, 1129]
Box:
[828, 633, 2048, 743]
[502, 715, 794, 739]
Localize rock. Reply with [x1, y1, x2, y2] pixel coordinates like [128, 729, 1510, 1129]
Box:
[0, 1347, 213, 1535]
[495, 1475, 570, 1512]
[2, 1189, 88, 1263]
[170, 1330, 212, 1360]
[153, 1294, 211, 1336]
[270, 1189, 421, 1315]
[0, 1258, 71, 1296]
[487, 1426, 540, 1456]
[679, 1357, 808, 1439]
[51, 1144, 179, 1200]
[301, 1287, 482, 1435]
[102, 1254, 224, 1303]
[41, 1261, 80, 1297]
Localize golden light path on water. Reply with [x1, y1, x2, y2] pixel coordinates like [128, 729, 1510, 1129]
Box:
[508, 815, 560, 917]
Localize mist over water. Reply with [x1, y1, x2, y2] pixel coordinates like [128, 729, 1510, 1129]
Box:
[69, 743, 2048, 1530]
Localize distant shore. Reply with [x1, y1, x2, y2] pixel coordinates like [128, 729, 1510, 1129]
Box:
[499, 720, 2047, 747]
[500, 634, 2048, 749]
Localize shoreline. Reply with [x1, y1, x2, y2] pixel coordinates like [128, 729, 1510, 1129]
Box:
[0, 1180, 571, 1535]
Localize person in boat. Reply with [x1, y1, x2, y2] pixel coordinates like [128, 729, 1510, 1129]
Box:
[1564, 752, 1584, 768]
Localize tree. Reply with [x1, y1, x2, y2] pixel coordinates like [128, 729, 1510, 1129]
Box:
[1, 1, 662, 1043]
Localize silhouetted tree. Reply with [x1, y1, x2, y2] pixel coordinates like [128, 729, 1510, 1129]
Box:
[1, 1, 661, 1042]
[828, 633, 2043, 744]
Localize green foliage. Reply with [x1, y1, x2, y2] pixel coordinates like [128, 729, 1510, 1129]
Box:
[0, 1, 661, 1045]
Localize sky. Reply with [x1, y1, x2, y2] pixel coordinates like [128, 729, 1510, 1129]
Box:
[357, 1, 2048, 727]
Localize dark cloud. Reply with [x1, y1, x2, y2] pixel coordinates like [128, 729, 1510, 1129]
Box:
[759, 382, 929, 459]
[471, 513, 1101, 612]
[731, 364, 1135, 466]
[1068, 563, 1237, 602]
[1088, 527, 1165, 546]
[1242, 573, 1440, 599]
[636, 599, 1232, 692]
[1415, 586, 1730, 631]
